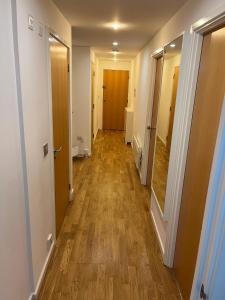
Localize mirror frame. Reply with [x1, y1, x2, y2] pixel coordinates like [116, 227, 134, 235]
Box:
[151, 35, 184, 216]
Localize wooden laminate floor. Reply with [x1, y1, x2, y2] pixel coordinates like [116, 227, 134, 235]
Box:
[39, 131, 180, 300]
[152, 137, 170, 212]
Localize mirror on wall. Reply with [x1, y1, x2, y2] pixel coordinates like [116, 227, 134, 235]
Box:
[151, 36, 183, 213]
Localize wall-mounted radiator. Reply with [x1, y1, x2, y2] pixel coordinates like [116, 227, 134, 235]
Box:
[132, 135, 142, 171]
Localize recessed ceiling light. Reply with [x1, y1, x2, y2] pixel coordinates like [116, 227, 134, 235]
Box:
[113, 42, 118, 46]
[112, 23, 120, 30]
[170, 43, 176, 48]
[112, 49, 119, 54]
[103, 22, 128, 30]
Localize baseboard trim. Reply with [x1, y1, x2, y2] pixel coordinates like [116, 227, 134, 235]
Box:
[150, 209, 165, 255]
[28, 293, 36, 300]
[70, 186, 75, 202]
[150, 192, 166, 255]
[94, 129, 98, 141]
[32, 241, 55, 299]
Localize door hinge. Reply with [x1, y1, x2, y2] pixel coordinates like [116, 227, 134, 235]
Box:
[68, 64, 70, 73]
[200, 284, 207, 300]
[69, 183, 71, 191]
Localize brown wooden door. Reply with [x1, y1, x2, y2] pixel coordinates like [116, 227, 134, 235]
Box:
[50, 36, 70, 237]
[103, 70, 129, 130]
[174, 26, 225, 299]
[146, 56, 163, 187]
[91, 63, 95, 147]
[167, 66, 179, 151]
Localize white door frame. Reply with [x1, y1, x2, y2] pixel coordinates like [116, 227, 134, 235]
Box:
[165, 3, 225, 271]
[47, 29, 73, 234]
[141, 48, 163, 187]
[97, 59, 132, 130]
[48, 30, 74, 202]
[163, 30, 203, 266]
[143, 31, 199, 264]
[143, 3, 225, 274]
[184, 8, 225, 299]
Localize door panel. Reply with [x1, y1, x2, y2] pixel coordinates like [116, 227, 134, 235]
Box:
[50, 36, 70, 237]
[174, 27, 225, 299]
[146, 57, 163, 187]
[103, 70, 129, 130]
[91, 63, 95, 147]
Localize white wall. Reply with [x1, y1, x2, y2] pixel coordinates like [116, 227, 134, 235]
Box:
[134, 0, 225, 180]
[157, 54, 181, 144]
[96, 59, 134, 130]
[72, 46, 91, 155]
[0, 1, 31, 299]
[14, 0, 72, 292]
[133, 50, 150, 147]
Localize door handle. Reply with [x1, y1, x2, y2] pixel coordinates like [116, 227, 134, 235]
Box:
[54, 146, 62, 158]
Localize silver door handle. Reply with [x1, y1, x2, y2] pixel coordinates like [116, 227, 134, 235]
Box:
[54, 146, 62, 158]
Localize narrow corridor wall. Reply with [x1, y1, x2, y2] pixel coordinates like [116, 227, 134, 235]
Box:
[72, 46, 92, 156]
[14, 0, 72, 294]
[0, 1, 31, 299]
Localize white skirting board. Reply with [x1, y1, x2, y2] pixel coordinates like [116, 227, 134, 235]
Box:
[132, 135, 142, 172]
[72, 145, 79, 157]
[150, 191, 167, 255]
[29, 241, 55, 299]
[70, 187, 75, 201]
[125, 107, 134, 144]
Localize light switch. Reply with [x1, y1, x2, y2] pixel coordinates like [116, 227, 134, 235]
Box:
[43, 143, 48, 157]
[28, 15, 34, 31]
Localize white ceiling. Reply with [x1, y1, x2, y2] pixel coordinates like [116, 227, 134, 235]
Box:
[53, 0, 188, 59]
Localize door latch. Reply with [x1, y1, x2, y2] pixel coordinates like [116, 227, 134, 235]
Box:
[200, 284, 207, 300]
[54, 146, 62, 158]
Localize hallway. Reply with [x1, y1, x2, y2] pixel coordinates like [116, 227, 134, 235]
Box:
[39, 131, 180, 299]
